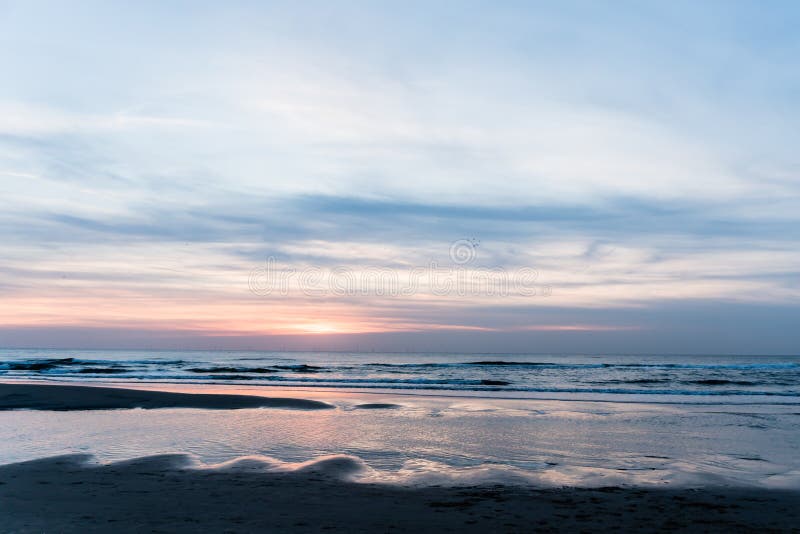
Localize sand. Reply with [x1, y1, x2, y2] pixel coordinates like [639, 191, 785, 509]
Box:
[0, 382, 333, 411]
[2, 382, 798, 531]
[1, 453, 798, 533]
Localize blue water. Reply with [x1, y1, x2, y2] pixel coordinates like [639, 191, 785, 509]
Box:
[1, 350, 798, 402]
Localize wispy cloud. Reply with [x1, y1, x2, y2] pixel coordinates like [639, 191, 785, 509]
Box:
[0, 1, 799, 351]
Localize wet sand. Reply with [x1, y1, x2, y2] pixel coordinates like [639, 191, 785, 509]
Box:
[2, 382, 798, 531]
[0, 383, 333, 411]
[1, 454, 798, 533]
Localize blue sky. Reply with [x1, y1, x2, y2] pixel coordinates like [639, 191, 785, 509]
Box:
[1, 1, 799, 352]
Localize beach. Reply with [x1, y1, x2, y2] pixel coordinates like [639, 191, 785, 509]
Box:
[1, 379, 799, 531]
[2, 452, 799, 533]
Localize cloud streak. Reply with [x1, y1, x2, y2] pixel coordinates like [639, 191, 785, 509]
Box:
[0, 1, 799, 351]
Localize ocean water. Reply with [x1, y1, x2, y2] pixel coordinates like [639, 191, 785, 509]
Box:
[2, 350, 799, 488]
[1, 349, 799, 403]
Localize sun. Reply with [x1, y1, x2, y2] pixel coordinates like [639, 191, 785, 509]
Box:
[299, 323, 341, 334]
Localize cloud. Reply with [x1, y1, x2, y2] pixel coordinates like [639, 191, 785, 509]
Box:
[0, 1, 799, 350]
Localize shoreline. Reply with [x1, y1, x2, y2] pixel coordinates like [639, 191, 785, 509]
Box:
[2, 453, 798, 532]
[3, 378, 798, 407]
[4, 380, 799, 493]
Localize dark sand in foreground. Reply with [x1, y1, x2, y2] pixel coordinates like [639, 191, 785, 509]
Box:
[0, 382, 333, 410]
[1, 454, 798, 533]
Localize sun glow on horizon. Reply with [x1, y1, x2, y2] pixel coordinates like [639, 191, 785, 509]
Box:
[293, 323, 345, 335]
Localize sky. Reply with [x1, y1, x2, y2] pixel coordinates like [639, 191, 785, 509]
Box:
[0, 1, 799, 353]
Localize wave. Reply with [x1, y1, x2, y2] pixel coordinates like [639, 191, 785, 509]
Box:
[369, 361, 606, 369]
[369, 361, 800, 370]
[0, 358, 79, 371]
[274, 364, 324, 373]
[188, 367, 277, 374]
[186, 375, 512, 386]
[3, 354, 797, 400]
[4, 358, 799, 373]
[602, 363, 800, 370]
[468, 361, 555, 366]
[77, 367, 129, 374]
[596, 378, 672, 385]
[598, 379, 770, 387]
[0, 358, 185, 370]
[688, 379, 760, 386]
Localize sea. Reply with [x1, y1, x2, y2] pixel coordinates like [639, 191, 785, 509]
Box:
[1, 349, 798, 402]
[2, 350, 799, 488]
